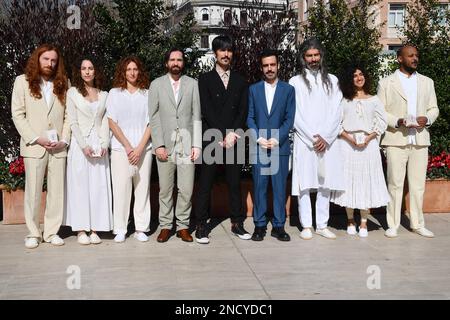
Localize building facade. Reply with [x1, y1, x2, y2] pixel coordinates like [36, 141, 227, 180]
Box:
[298, 0, 449, 53]
[166, 0, 297, 58]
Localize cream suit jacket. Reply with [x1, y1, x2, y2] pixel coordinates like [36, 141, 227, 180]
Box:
[11, 74, 70, 158]
[378, 71, 439, 147]
[66, 87, 109, 149]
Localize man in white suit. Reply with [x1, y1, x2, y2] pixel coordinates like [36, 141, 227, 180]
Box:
[378, 44, 439, 238]
[11, 44, 70, 248]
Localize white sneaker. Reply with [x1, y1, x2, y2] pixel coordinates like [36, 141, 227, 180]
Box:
[384, 228, 398, 238]
[413, 227, 434, 238]
[89, 233, 102, 244]
[347, 225, 357, 235]
[77, 232, 90, 245]
[300, 228, 313, 240]
[114, 232, 126, 243]
[316, 228, 337, 239]
[48, 235, 64, 246]
[25, 237, 39, 249]
[133, 232, 149, 242]
[358, 227, 368, 238]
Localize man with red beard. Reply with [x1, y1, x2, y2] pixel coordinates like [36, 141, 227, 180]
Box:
[11, 44, 70, 249]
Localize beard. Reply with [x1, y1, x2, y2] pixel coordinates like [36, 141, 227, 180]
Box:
[404, 64, 417, 74]
[306, 61, 320, 71]
[40, 65, 55, 77]
[170, 66, 182, 75]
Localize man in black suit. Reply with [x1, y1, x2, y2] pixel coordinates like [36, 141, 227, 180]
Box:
[194, 35, 251, 244]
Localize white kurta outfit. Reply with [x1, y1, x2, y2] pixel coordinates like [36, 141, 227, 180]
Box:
[64, 100, 113, 231]
[106, 88, 152, 235]
[289, 71, 344, 229]
[331, 96, 390, 210]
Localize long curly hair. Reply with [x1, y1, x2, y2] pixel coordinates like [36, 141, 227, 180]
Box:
[338, 64, 372, 100]
[299, 38, 332, 95]
[112, 56, 149, 89]
[24, 44, 68, 104]
[70, 57, 106, 97]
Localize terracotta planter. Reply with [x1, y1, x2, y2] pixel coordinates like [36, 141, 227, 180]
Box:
[405, 179, 450, 213]
[1, 189, 46, 225]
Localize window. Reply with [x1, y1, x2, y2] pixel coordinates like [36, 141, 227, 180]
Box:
[436, 4, 449, 26]
[224, 9, 232, 26]
[388, 4, 405, 28]
[201, 35, 209, 49]
[388, 45, 402, 54]
[261, 11, 270, 24]
[240, 10, 248, 27]
[201, 8, 209, 21]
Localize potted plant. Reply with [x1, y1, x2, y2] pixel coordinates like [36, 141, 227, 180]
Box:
[405, 151, 450, 213]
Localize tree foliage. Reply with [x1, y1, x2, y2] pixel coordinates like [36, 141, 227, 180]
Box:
[225, 0, 299, 84]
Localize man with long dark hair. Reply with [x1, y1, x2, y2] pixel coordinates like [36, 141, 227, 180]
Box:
[11, 44, 70, 248]
[289, 38, 344, 240]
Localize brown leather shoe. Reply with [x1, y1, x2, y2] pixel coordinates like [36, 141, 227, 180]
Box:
[157, 229, 171, 243]
[176, 229, 193, 242]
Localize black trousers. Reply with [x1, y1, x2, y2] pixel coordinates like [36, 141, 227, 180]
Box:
[195, 161, 244, 224]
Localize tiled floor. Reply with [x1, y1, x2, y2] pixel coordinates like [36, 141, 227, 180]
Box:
[0, 213, 449, 299]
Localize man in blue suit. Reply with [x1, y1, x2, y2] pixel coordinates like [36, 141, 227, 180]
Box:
[247, 49, 295, 241]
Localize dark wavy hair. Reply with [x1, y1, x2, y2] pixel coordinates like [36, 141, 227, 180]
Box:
[71, 57, 105, 97]
[112, 56, 150, 89]
[299, 38, 332, 94]
[25, 43, 68, 103]
[338, 64, 372, 100]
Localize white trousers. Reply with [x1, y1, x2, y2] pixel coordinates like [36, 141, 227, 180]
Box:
[111, 150, 152, 234]
[298, 188, 331, 229]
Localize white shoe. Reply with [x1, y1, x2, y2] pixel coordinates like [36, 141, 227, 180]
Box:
[48, 235, 64, 246]
[384, 228, 398, 238]
[25, 237, 39, 249]
[300, 228, 313, 240]
[77, 232, 90, 245]
[133, 232, 149, 242]
[358, 227, 368, 238]
[347, 225, 357, 235]
[89, 233, 102, 244]
[316, 228, 337, 239]
[413, 227, 434, 238]
[114, 232, 126, 243]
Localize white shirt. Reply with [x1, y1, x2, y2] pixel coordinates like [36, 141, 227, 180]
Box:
[264, 79, 278, 114]
[40, 79, 53, 109]
[169, 76, 180, 104]
[106, 88, 151, 152]
[396, 70, 418, 144]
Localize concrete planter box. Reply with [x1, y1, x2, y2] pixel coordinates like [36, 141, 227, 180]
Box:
[405, 179, 450, 213]
[1, 189, 46, 225]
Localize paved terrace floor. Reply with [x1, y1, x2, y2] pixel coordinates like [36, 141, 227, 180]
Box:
[0, 212, 449, 300]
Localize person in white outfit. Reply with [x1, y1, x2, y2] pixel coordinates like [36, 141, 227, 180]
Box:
[64, 57, 113, 245]
[289, 38, 344, 240]
[106, 56, 152, 243]
[331, 64, 390, 238]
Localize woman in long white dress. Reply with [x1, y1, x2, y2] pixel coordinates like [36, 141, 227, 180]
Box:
[63, 58, 113, 245]
[331, 65, 390, 237]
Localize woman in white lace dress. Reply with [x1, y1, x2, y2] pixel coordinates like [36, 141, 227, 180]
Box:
[331, 65, 390, 237]
[64, 58, 113, 245]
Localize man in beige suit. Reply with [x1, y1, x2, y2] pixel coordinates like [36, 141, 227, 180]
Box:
[149, 48, 202, 243]
[11, 44, 70, 248]
[378, 44, 439, 238]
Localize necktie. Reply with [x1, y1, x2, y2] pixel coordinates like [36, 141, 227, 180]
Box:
[222, 73, 229, 89]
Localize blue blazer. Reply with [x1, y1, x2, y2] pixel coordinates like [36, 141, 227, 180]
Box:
[247, 80, 295, 156]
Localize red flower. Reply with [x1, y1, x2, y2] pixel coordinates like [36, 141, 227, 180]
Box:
[9, 157, 25, 175]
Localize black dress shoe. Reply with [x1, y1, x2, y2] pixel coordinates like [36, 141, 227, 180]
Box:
[251, 226, 266, 241]
[271, 227, 290, 241]
[231, 223, 251, 240]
